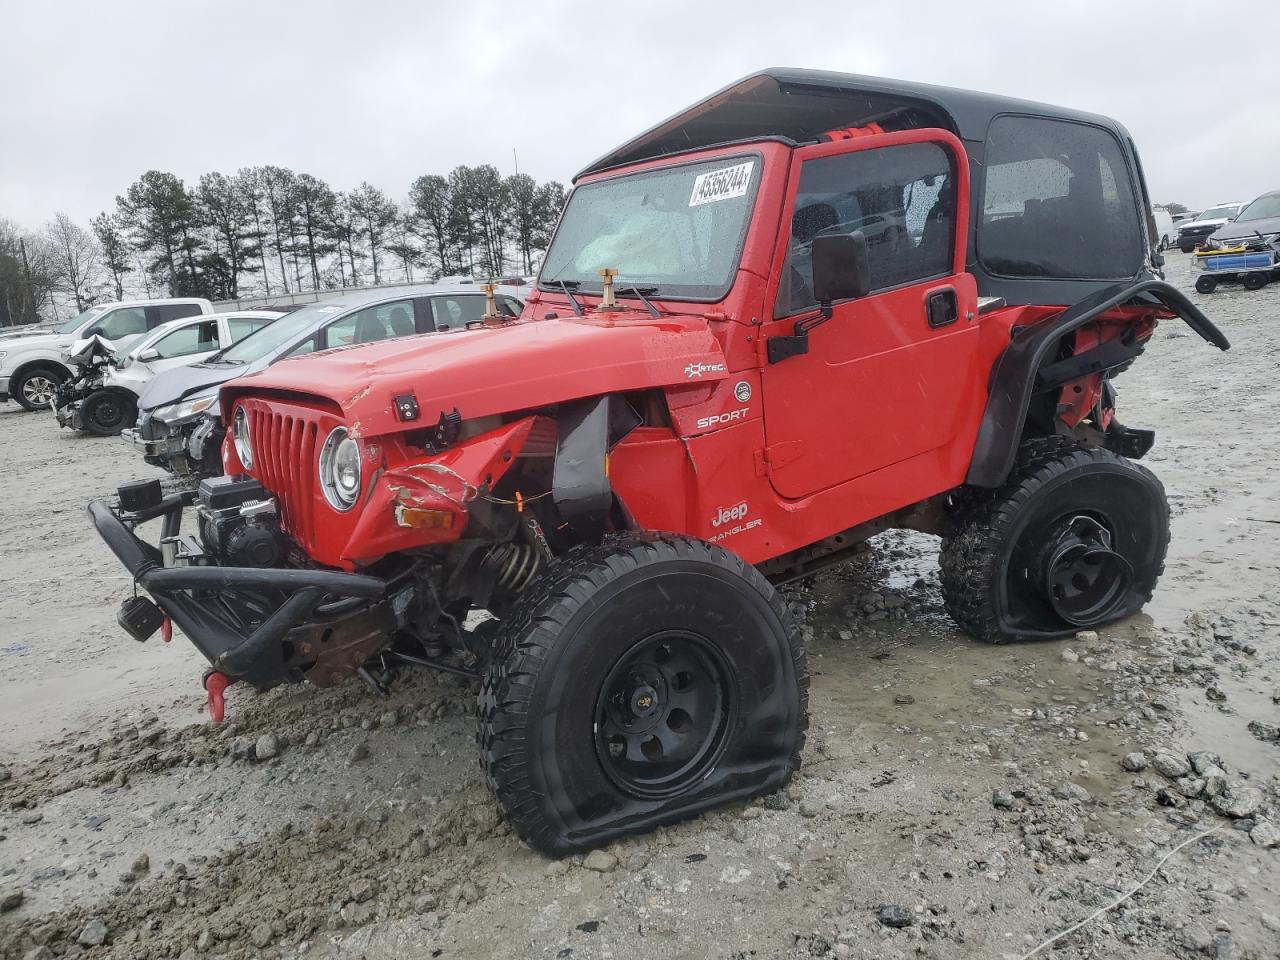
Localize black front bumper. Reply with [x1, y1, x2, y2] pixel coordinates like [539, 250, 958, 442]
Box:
[88, 497, 389, 688]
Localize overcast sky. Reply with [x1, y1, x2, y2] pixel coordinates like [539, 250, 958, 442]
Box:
[3, 0, 1277, 229]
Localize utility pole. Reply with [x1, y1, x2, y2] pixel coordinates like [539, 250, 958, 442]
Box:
[18, 237, 33, 324]
[513, 148, 519, 176]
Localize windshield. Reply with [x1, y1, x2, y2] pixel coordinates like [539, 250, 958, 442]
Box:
[1198, 206, 1238, 222]
[57, 305, 107, 335]
[539, 155, 760, 301]
[1235, 195, 1280, 222]
[213, 301, 348, 363]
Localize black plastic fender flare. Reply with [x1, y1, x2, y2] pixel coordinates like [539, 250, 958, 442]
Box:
[966, 279, 1229, 488]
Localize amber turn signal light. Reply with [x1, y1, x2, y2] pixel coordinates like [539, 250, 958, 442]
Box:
[394, 505, 455, 529]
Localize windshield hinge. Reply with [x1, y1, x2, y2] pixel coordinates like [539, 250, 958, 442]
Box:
[766, 305, 831, 364]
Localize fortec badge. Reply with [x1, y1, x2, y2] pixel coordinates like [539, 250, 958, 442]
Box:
[685, 361, 726, 379]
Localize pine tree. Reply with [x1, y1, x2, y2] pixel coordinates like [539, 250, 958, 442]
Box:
[91, 213, 132, 301]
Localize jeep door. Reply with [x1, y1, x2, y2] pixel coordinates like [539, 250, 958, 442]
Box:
[760, 132, 982, 500]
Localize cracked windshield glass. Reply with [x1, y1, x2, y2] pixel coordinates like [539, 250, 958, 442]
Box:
[540, 156, 759, 300]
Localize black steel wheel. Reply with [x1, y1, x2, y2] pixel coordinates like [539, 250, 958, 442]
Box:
[1194, 275, 1217, 294]
[80, 389, 137, 437]
[478, 535, 807, 855]
[594, 631, 731, 799]
[1242, 272, 1268, 291]
[12, 366, 66, 411]
[941, 438, 1169, 643]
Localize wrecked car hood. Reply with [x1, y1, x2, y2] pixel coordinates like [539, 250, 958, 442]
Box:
[222, 312, 729, 437]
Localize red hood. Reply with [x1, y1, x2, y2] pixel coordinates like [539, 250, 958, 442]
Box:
[221, 311, 729, 437]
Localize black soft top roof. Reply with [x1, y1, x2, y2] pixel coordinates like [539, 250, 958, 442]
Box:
[578, 68, 1131, 180]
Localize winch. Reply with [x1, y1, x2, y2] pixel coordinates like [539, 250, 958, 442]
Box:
[196, 475, 284, 568]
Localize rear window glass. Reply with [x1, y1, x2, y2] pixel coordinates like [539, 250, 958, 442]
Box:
[978, 116, 1142, 280]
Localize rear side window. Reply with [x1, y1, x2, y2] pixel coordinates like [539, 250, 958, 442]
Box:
[979, 116, 1142, 280]
[150, 303, 204, 324]
[226, 316, 275, 343]
[430, 294, 516, 330]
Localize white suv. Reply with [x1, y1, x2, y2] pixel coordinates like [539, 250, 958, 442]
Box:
[0, 298, 212, 411]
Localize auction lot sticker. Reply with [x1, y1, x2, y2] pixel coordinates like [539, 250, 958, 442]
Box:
[689, 161, 754, 206]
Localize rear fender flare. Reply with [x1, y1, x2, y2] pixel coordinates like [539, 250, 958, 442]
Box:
[966, 279, 1229, 488]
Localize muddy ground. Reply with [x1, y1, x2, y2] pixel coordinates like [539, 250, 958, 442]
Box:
[1, 255, 1278, 960]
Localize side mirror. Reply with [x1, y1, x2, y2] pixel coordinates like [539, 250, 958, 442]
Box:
[138, 348, 160, 362]
[811, 231, 871, 304]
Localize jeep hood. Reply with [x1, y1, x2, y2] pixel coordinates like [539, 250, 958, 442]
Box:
[222, 312, 729, 437]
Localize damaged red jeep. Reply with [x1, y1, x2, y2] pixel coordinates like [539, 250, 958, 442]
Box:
[90, 70, 1229, 855]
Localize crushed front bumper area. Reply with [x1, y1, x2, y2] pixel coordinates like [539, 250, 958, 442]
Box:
[88, 494, 396, 689]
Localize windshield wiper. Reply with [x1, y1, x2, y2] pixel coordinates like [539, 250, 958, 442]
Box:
[616, 286, 663, 318]
[552, 280, 584, 317]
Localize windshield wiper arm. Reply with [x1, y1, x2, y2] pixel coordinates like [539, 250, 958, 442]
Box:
[553, 280, 584, 317]
[616, 286, 663, 318]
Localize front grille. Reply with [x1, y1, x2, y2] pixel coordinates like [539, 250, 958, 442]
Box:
[244, 403, 324, 552]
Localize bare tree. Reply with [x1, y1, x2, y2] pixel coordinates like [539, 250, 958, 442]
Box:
[0, 220, 60, 327]
[47, 212, 102, 311]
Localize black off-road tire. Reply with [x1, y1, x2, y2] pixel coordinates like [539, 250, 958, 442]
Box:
[477, 534, 808, 856]
[940, 437, 1169, 644]
[12, 365, 67, 411]
[80, 389, 137, 437]
[1242, 272, 1268, 291]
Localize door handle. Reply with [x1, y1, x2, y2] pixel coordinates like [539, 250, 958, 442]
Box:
[926, 288, 958, 328]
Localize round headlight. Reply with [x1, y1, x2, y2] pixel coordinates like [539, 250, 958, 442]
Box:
[319, 427, 361, 511]
[232, 406, 253, 469]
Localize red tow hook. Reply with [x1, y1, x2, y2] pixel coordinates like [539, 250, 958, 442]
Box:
[203, 671, 231, 725]
[161, 617, 173, 644]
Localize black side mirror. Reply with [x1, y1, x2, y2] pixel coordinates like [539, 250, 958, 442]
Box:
[811, 231, 871, 304]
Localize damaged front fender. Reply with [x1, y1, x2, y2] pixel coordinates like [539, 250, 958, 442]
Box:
[342, 417, 539, 565]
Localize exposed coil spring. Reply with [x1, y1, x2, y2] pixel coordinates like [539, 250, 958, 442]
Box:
[485, 542, 542, 595]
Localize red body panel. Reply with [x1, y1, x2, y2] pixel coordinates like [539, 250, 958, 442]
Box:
[223, 132, 1165, 573]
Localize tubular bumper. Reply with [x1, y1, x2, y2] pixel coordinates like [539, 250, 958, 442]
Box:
[87, 498, 387, 687]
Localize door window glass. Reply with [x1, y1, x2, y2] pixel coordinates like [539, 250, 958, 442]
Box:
[96, 307, 148, 340]
[979, 116, 1142, 279]
[227, 316, 275, 343]
[429, 295, 510, 330]
[151, 320, 219, 359]
[780, 142, 954, 315]
[322, 300, 414, 349]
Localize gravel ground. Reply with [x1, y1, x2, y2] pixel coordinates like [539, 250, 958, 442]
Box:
[1, 253, 1278, 960]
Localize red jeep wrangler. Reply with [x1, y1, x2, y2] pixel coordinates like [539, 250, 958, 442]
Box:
[91, 70, 1228, 855]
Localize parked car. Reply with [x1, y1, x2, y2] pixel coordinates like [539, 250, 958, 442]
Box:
[54, 310, 283, 436]
[1177, 202, 1246, 252]
[1207, 189, 1280, 247]
[125, 284, 525, 479]
[1152, 209, 1177, 251]
[0, 298, 212, 411]
[90, 69, 1228, 856]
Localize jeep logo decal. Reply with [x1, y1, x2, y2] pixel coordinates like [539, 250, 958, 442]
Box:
[711, 502, 748, 528]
